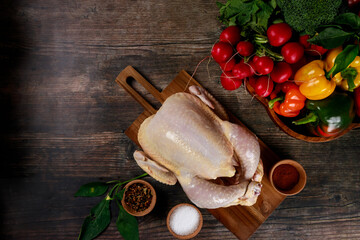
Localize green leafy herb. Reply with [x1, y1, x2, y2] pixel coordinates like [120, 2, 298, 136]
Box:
[76, 173, 148, 240]
[78, 198, 111, 240]
[307, 27, 353, 49]
[217, 0, 276, 34]
[326, 44, 359, 79]
[75, 182, 109, 197]
[333, 13, 360, 30]
[116, 198, 139, 240]
[308, 13, 360, 49]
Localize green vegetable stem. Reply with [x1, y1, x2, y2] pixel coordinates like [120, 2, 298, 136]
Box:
[75, 173, 148, 240]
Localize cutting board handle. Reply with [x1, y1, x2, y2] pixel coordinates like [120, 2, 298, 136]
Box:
[115, 66, 164, 114]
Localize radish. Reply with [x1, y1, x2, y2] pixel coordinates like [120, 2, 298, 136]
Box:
[219, 58, 236, 72]
[232, 62, 252, 80]
[236, 41, 254, 57]
[219, 26, 241, 46]
[211, 42, 234, 63]
[220, 72, 242, 90]
[254, 76, 274, 97]
[248, 76, 257, 88]
[281, 42, 304, 64]
[270, 62, 292, 83]
[253, 56, 274, 75]
[267, 23, 292, 47]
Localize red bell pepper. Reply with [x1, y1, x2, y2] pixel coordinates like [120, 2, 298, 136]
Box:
[268, 82, 307, 117]
[355, 87, 360, 117]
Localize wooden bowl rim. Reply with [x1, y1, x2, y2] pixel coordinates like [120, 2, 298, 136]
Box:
[269, 159, 307, 196]
[245, 83, 360, 142]
[121, 179, 156, 217]
[166, 203, 203, 239]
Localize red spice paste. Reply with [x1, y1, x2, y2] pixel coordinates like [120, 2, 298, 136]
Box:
[272, 164, 299, 191]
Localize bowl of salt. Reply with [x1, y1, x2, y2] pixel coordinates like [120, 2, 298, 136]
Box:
[166, 203, 203, 239]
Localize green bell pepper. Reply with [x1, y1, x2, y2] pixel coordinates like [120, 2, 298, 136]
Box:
[293, 92, 355, 137]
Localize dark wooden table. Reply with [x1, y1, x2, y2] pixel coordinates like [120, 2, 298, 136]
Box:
[1, 1, 360, 239]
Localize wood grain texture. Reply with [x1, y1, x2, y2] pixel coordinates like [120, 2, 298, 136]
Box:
[1, 0, 360, 240]
[115, 66, 285, 240]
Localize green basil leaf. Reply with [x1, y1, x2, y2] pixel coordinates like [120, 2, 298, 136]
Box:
[308, 27, 354, 49]
[341, 67, 358, 92]
[330, 44, 359, 78]
[334, 13, 360, 30]
[75, 182, 108, 197]
[116, 202, 139, 240]
[78, 198, 111, 240]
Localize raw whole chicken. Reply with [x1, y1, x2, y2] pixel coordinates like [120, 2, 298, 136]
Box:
[133, 86, 263, 209]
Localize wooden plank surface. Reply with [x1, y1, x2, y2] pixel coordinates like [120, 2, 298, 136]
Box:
[1, 0, 360, 239]
[115, 66, 285, 239]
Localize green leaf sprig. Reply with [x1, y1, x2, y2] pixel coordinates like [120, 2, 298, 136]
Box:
[326, 44, 359, 92]
[308, 13, 360, 49]
[75, 173, 148, 240]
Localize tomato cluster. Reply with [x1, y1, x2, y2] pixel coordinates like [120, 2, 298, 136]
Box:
[211, 23, 328, 98]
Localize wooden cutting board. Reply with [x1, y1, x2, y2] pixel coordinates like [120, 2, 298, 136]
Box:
[115, 66, 286, 240]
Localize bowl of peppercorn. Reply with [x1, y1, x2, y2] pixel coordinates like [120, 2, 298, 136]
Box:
[121, 179, 156, 217]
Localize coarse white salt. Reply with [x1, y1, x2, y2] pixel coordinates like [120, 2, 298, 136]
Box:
[169, 205, 200, 236]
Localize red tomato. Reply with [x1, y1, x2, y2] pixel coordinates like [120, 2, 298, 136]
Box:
[270, 61, 292, 83]
[348, 0, 360, 8]
[254, 76, 274, 97]
[253, 56, 274, 75]
[306, 44, 328, 56]
[220, 72, 242, 90]
[211, 42, 234, 63]
[299, 35, 311, 48]
[267, 23, 292, 47]
[232, 62, 252, 79]
[281, 42, 304, 64]
[236, 41, 254, 57]
[299, 35, 328, 56]
[219, 58, 236, 72]
[219, 26, 241, 46]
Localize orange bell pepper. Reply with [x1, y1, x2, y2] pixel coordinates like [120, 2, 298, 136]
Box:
[268, 82, 306, 117]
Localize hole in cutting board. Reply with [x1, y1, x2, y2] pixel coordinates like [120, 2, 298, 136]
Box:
[126, 77, 162, 110]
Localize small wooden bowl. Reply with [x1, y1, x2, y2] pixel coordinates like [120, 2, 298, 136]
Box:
[166, 203, 203, 239]
[245, 83, 360, 142]
[121, 179, 156, 217]
[269, 159, 307, 196]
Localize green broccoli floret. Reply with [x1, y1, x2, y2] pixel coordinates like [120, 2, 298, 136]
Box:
[277, 0, 343, 35]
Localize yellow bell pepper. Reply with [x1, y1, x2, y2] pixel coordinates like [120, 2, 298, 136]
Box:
[294, 60, 336, 100]
[325, 46, 360, 91]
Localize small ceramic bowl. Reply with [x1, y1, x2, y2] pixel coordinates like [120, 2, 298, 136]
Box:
[121, 179, 156, 217]
[269, 159, 307, 196]
[166, 203, 203, 239]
